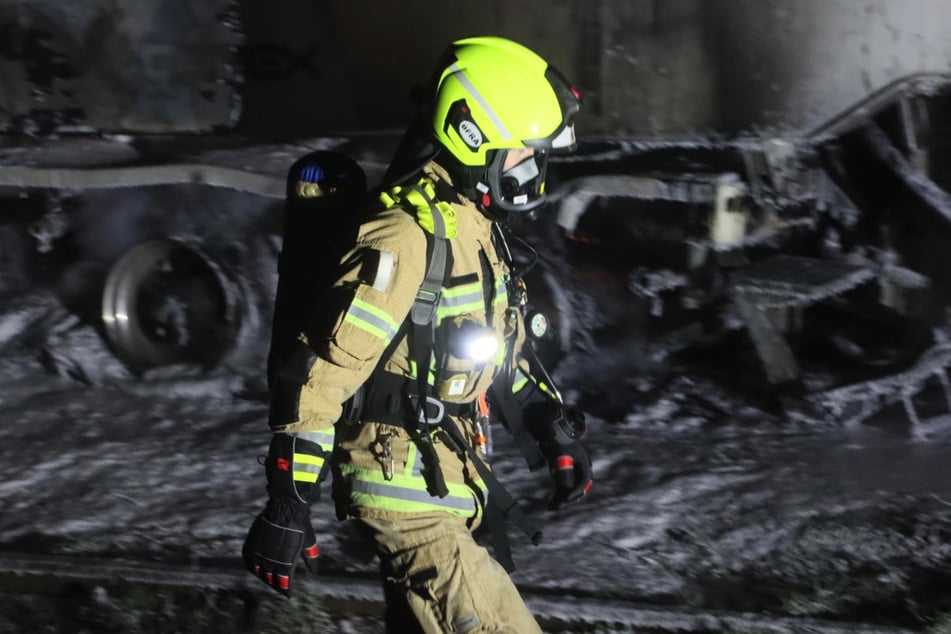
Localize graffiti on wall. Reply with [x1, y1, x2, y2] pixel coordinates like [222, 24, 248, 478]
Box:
[237, 43, 323, 81]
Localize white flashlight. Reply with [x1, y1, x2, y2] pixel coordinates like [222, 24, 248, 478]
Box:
[449, 321, 501, 363]
[464, 330, 500, 362]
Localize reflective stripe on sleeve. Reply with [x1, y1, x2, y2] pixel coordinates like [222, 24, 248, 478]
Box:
[295, 430, 335, 453]
[345, 297, 400, 343]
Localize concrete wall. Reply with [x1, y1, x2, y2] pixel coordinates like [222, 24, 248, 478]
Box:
[705, 0, 951, 134]
[0, 0, 241, 133]
[239, 0, 951, 138]
[237, 0, 717, 137]
[236, 0, 592, 136]
[1, 0, 949, 137]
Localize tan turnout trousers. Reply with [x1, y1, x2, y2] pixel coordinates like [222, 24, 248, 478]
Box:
[357, 513, 542, 633]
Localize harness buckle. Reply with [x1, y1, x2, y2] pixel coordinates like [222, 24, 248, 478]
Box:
[411, 287, 441, 325]
[408, 394, 445, 425]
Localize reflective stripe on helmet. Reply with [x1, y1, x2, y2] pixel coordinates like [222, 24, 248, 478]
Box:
[447, 62, 513, 142]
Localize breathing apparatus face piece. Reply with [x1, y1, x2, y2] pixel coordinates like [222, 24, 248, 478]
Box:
[481, 148, 550, 218]
[502, 152, 541, 189]
[466, 149, 548, 220]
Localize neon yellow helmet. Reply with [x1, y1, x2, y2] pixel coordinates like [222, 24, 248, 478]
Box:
[429, 36, 582, 217]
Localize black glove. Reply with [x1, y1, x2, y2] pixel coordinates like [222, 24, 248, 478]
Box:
[548, 439, 593, 509]
[243, 433, 326, 596]
[243, 495, 319, 596]
[545, 406, 593, 510]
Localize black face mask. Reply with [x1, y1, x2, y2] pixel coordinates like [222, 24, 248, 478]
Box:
[480, 149, 550, 218]
[499, 154, 541, 201]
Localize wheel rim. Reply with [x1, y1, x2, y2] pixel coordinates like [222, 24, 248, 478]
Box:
[101, 239, 242, 370]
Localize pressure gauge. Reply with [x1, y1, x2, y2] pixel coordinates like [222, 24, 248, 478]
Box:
[526, 310, 550, 340]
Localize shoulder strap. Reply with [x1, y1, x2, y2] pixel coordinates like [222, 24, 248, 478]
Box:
[407, 183, 453, 498]
[410, 183, 452, 328]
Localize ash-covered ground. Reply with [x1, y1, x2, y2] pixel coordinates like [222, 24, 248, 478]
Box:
[2, 177, 951, 633]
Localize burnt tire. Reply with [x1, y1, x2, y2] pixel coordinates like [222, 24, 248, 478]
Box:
[101, 238, 244, 371]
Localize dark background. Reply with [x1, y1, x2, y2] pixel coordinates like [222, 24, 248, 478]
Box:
[2, 0, 951, 139]
[3, 3, 951, 632]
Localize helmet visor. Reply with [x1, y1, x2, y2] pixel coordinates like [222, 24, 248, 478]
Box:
[523, 120, 576, 154]
[522, 66, 581, 154]
[549, 122, 576, 151]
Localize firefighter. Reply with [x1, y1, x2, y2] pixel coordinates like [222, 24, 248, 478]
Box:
[243, 36, 593, 633]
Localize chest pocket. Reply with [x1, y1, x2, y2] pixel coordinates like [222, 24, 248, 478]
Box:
[437, 273, 484, 325]
[430, 246, 511, 403]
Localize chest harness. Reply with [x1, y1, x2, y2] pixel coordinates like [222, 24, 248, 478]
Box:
[355, 177, 543, 570]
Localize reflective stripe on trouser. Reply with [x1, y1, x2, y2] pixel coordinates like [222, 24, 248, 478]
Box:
[335, 424, 488, 518]
[336, 461, 481, 517]
[358, 513, 542, 634]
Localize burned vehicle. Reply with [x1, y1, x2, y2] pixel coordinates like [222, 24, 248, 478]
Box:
[0, 134, 395, 384]
[3, 61, 951, 432]
[534, 72, 951, 426]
